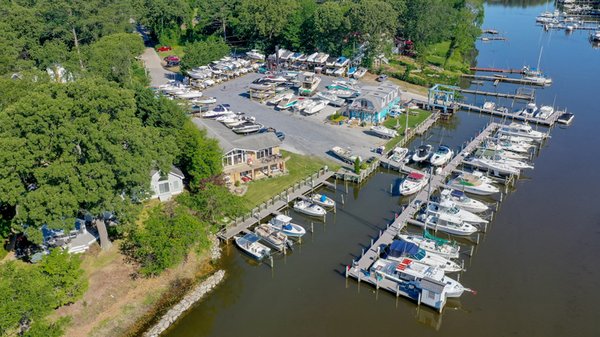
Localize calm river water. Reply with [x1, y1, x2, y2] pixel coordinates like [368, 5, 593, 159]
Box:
[165, 2, 600, 336]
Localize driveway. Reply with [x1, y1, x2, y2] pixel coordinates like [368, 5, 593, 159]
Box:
[140, 48, 181, 87]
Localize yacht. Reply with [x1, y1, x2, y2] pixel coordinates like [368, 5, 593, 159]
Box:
[268, 215, 306, 238]
[235, 233, 271, 260]
[298, 72, 321, 96]
[411, 145, 433, 163]
[397, 232, 460, 259]
[518, 102, 538, 117]
[293, 199, 327, 217]
[498, 122, 547, 141]
[447, 172, 499, 196]
[399, 171, 428, 196]
[440, 189, 488, 214]
[485, 138, 533, 154]
[464, 156, 521, 176]
[429, 145, 454, 166]
[537, 105, 555, 119]
[381, 240, 462, 273]
[427, 200, 488, 224]
[370, 125, 398, 139]
[416, 213, 479, 237]
[388, 147, 409, 164]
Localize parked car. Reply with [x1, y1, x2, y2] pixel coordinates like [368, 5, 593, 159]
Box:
[376, 74, 388, 82]
[275, 131, 285, 141]
[157, 45, 172, 52]
[164, 55, 180, 62]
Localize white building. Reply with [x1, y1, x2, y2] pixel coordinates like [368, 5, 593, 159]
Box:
[150, 166, 185, 201]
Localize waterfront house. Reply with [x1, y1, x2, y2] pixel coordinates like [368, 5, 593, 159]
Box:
[40, 219, 98, 254]
[345, 83, 401, 124]
[150, 166, 185, 201]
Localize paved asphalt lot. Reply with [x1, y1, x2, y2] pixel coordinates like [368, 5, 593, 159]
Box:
[200, 73, 389, 163]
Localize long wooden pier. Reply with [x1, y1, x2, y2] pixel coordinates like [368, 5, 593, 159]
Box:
[461, 74, 548, 87]
[470, 67, 524, 74]
[346, 122, 503, 309]
[456, 88, 534, 101]
[217, 168, 335, 241]
[458, 103, 561, 126]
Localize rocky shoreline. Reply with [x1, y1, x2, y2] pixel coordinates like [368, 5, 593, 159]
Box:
[144, 235, 224, 337]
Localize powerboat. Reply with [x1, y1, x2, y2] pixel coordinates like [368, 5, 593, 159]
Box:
[399, 171, 428, 196]
[293, 199, 326, 217]
[303, 100, 327, 115]
[476, 150, 533, 169]
[429, 145, 453, 166]
[411, 145, 432, 163]
[203, 104, 232, 118]
[498, 122, 547, 141]
[315, 91, 345, 106]
[480, 144, 529, 160]
[192, 96, 216, 105]
[537, 105, 555, 119]
[518, 102, 538, 117]
[447, 172, 499, 196]
[464, 156, 521, 176]
[382, 239, 462, 273]
[370, 125, 398, 139]
[440, 189, 488, 214]
[277, 95, 298, 110]
[427, 200, 488, 224]
[246, 49, 265, 60]
[235, 233, 271, 260]
[353, 67, 367, 79]
[331, 146, 361, 164]
[176, 90, 203, 99]
[267, 92, 292, 105]
[388, 147, 409, 164]
[232, 123, 263, 134]
[268, 215, 306, 238]
[309, 193, 335, 208]
[485, 138, 533, 154]
[254, 224, 289, 251]
[482, 101, 496, 110]
[298, 72, 321, 96]
[416, 213, 479, 237]
[370, 258, 469, 299]
[397, 231, 460, 259]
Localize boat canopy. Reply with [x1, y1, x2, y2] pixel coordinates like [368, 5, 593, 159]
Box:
[450, 190, 466, 199]
[320, 194, 327, 202]
[389, 240, 419, 257]
[408, 172, 425, 180]
[424, 230, 451, 246]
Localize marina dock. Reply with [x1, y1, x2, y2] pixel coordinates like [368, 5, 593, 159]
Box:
[458, 103, 561, 126]
[469, 67, 525, 74]
[456, 88, 534, 101]
[461, 74, 548, 87]
[346, 122, 503, 310]
[218, 168, 335, 241]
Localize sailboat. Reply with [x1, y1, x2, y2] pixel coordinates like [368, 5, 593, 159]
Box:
[522, 47, 552, 86]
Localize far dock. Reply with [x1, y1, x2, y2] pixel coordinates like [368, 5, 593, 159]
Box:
[461, 74, 548, 87]
[457, 103, 561, 126]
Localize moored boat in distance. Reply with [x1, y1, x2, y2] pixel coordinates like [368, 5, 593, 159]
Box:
[235, 233, 271, 260]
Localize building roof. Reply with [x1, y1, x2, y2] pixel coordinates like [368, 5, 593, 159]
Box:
[194, 118, 282, 154]
[150, 165, 184, 179]
[348, 83, 400, 114]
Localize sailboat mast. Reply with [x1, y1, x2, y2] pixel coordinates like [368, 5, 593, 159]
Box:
[536, 46, 544, 71]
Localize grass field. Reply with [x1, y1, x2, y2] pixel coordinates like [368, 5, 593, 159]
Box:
[241, 150, 339, 209]
[156, 45, 185, 60]
[383, 110, 432, 151]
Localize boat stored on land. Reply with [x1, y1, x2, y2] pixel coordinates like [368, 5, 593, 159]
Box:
[331, 146, 361, 164]
[370, 125, 398, 139]
[232, 123, 263, 134]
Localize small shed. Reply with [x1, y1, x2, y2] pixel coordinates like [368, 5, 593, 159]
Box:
[150, 166, 185, 201]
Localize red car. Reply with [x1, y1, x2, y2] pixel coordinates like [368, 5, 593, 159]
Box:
[163, 55, 180, 62]
[157, 45, 172, 52]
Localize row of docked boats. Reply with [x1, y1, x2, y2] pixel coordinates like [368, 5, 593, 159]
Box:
[268, 48, 367, 78]
[268, 93, 329, 115]
[235, 194, 336, 260]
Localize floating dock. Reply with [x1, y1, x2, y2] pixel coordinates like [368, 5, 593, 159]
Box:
[456, 88, 534, 101]
[470, 67, 525, 74]
[461, 74, 548, 87]
[346, 122, 506, 311]
[458, 103, 561, 126]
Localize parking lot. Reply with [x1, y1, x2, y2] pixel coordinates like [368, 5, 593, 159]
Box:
[199, 73, 389, 163]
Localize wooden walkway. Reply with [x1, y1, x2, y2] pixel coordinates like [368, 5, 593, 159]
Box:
[346, 122, 502, 308]
[218, 168, 335, 241]
[456, 88, 534, 101]
[461, 74, 549, 87]
[458, 103, 561, 126]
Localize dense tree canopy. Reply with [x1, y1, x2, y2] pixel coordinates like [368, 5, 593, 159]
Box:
[180, 37, 231, 71]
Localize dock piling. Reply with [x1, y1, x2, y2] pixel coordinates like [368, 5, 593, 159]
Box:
[341, 194, 345, 205]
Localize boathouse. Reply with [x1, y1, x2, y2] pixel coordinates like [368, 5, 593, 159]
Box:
[345, 83, 400, 124]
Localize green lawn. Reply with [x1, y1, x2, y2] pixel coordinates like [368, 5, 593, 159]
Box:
[383, 110, 432, 151]
[424, 41, 468, 72]
[241, 150, 340, 209]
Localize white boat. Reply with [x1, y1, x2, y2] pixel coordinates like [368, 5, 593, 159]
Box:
[522, 65, 552, 86]
[370, 258, 469, 299]
[397, 232, 460, 259]
[292, 98, 312, 113]
[246, 49, 265, 60]
[334, 57, 349, 67]
[399, 171, 428, 196]
[537, 105, 555, 119]
[494, 134, 536, 144]
[306, 52, 319, 63]
[277, 95, 298, 110]
[427, 200, 488, 224]
[518, 102, 538, 117]
[482, 101, 496, 110]
[293, 199, 326, 217]
[254, 224, 289, 251]
[429, 145, 453, 166]
[447, 172, 500, 196]
[416, 213, 479, 237]
[303, 100, 327, 115]
[203, 104, 232, 118]
[328, 88, 359, 99]
[176, 90, 203, 99]
[298, 72, 321, 96]
[315, 91, 345, 106]
[498, 122, 547, 141]
[388, 147, 409, 164]
[411, 144, 432, 163]
[309, 194, 335, 208]
[268, 215, 306, 238]
[485, 138, 533, 154]
[333, 67, 345, 76]
[235, 233, 271, 260]
[353, 67, 367, 79]
[370, 125, 398, 139]
[590, 31, 600, 42]
[232, 123, 263, 134]
[267, 92, 292, 105]
[465, 156, 521, 176]
[331, 146, 361, 164]
[440, 189, 488, 214]
[192, 96, 216, 105]
[383, 239, 462, 272]
[482, 152, 533, 170]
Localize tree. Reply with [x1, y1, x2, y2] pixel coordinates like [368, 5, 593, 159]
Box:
[313, 1, 351, 55]
[176, 121, 223, 189]
[236, 0, 298, 50]
[38, 250, 88, 306]
[138, 0, 191, 43]
[178, 183, 246, 224]
[180, 37, 230, 71]
[349, 0, 399, 64]
[194, 0, 241, 42]
[0, 78, 172, 249]
[86, 33, 145, 84]
[354, 157, 361, 174]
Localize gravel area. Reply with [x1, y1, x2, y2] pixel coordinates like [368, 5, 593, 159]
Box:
[200, 73, 388, 162]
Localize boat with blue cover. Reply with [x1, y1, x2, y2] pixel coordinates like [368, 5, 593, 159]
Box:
[309, 193, 335, 208]
[268, 214, 306, 238]
[235, 232, 271, 260]
[381, 239, 462, 272]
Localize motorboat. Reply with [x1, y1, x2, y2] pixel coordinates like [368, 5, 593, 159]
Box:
[411, 145, 432, 163]
[397, 232, 460, 259]
[250, 83, 274, 91]
[416, 213, 479, 237]
[370, 125, 398, 139]
[498, 122, 547, 141]
[306, 52, 319, 63]
[315, 91, 345, 106]
[590, 31, 600, 42]
[494, 134, 536, 144]
[399, 171, 428, 196]
[293, 199, 327, 217]
[192, 96, 216, 105]
[447, 172, 499, 196]
[370, 258, 469, 298]
[518, 102, 538, 117]
[429, 145, 453, 166]
[440, 189, 488, 214]
[309, 193, 335, 208]
[464, 156, 521, 176]
[176, 90, 203, 99]
[353, 67, 367, 79]
[482, 101, 496, 110]
[277, 95, 298, 110]
[557, 112, 575, 125]
[232, 123, 263, 134]
[303, 100, 327, 115]
[522, 66, 552, 86]
[246, 49, 265, 60]
[268, 92, 292, 105]
[331, 146, 361, 164]
[328, 88, 359, 99]
[347, 67, 357, 77]
[254, 224, 289, 251]
[334, 57, 349, 67]
[268, 214, 306, 238]
[477, 146, 528, 161]
[298, 72, 321, 96]
[485, 138, 533, 154]
[537, 105, 555, 119]
[293, 98, 312, 113]
[427, 200, 488, 224]
[203, 104, 232, 118]
[388, 147, 409, 164]
[382, 239, 462, 273]
[481, 152, 533, 170]
[235, 233, 271, 260]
